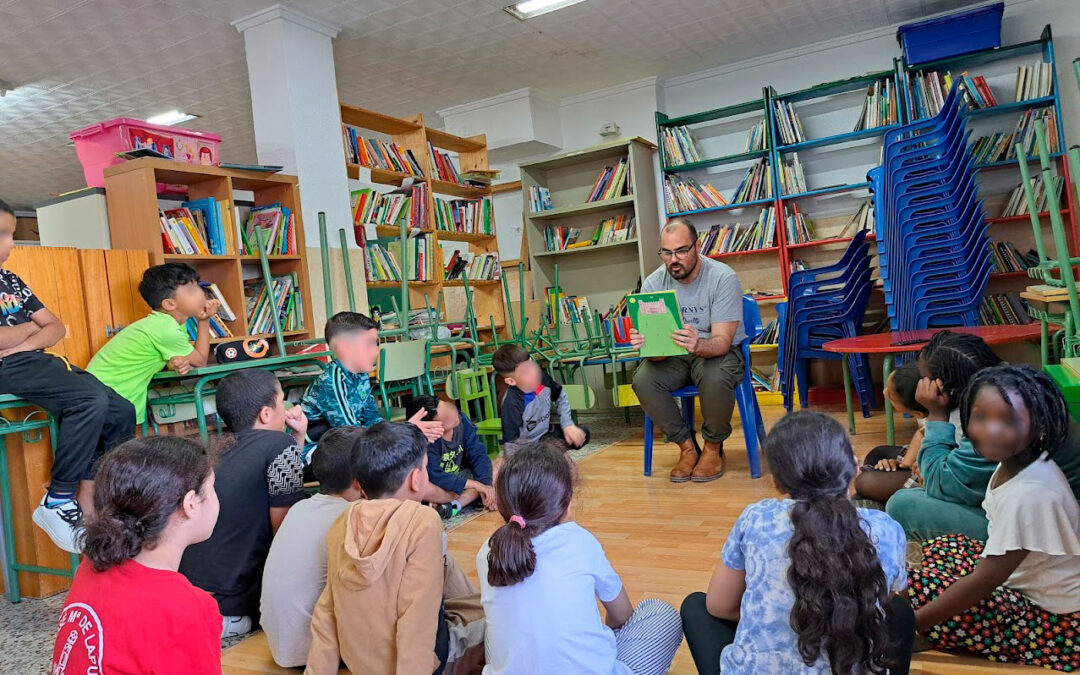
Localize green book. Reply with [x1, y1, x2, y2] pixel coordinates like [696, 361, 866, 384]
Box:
[627, 290, 686, 358]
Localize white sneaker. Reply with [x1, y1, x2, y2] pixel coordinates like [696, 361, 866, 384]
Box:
[221, 615, 253, 639]
[32, 495, 83, 554]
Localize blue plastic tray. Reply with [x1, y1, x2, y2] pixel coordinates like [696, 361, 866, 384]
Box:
[898, 3, 1004, 66]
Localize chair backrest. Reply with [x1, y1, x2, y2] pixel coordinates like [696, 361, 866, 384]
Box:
[562, 383, 597, 410]
[378, 340, 429, 383]
[741, 294, 763, 345]
[455, 368, 497, 422]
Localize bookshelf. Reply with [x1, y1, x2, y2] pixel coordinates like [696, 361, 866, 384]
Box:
[340, 103, 506, 333]
[519, 137, 661, 324]
[102, 158, 315, 351]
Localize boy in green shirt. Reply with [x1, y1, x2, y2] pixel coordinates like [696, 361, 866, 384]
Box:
[88, 263, 219, 425]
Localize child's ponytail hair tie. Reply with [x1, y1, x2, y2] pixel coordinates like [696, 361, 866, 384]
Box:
[509, 515, 526, 529]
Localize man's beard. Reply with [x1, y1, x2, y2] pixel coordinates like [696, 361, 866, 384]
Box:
[668, 256, 697, 280]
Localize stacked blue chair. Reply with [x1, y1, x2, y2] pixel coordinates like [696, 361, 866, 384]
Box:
[778, 231, 876, 414]
[869, 83, 990, 331]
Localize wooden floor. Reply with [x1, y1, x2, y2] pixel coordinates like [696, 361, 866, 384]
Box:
[222, 407, 1020, 674]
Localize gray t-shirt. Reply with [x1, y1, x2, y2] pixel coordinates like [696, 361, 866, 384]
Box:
[641, 256, 745, 345]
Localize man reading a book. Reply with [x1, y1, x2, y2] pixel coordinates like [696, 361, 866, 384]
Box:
[629, 217, 745, 483]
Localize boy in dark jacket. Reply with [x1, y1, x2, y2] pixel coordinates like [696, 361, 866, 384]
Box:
[405, 395, 496, 519]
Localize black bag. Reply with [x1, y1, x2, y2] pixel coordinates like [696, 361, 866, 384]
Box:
[214, 338, 271, 363]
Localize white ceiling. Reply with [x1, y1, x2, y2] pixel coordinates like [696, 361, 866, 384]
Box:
[0, 0, 985, 209]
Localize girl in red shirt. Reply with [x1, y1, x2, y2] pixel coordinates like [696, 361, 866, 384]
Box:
[52, 436, 222, 674]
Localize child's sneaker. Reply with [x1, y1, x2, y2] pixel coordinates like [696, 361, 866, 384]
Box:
[220, 615, 253, 639]
[435, 503, 460, 520]
[32, 494, 83, 554]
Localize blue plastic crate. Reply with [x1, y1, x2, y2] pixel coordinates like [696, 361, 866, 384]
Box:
[898, 2, 1004, 66]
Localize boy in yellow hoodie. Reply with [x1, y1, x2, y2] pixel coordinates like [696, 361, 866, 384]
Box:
[306, 422, 484, 675]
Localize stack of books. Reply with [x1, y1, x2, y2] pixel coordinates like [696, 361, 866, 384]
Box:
[778, 153, 808, 195]
[773, 100, 806, 145]
[697, 206, 776, 256]
[837, 201, 874, 237]
[529, 186, 553, 212]
[980, 292, 1031, 326]
[459, 169, 499, 189]
[244, 273, 304, 334]
[586, 158, 631, 202]
[1016, 61, 1054, 101]
[745, 118, 768, 152]
[999, 173, 1062, 217]
[351, 189, 414, 228]
[660, 125, 703, 166]
[158, 197, 232, 255]
[434, 196, 493, 234]
[662, 174, 728, 213]
[428, 143, 463, 184]
[853, 79, 899, 131]
[444, 251, 500, 281]
[989, 241, 1036, 273]
[970, 108, 1060, 165]
[544, 215, 636, 252]
[731, 159, 773, 203]
[342, 126, 425, 176]
[240, 203, 297, 256]
[784, 204, 815, 244]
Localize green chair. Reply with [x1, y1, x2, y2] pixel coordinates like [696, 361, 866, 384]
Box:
[453, 368, 501, 454]
[376, 340, 433, 420]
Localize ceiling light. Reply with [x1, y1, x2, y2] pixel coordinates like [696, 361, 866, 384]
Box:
[504, 0, 586, 20]
[145, 110, 199, 126]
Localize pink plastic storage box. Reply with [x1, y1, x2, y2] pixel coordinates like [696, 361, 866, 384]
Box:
[69, 118, 222, 189]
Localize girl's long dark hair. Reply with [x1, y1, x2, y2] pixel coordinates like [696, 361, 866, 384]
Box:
[486, 443, 573, 587]
[80, 436, 212, 572]
[920, 330, 1002, 404]
[766, 412, 892, 674]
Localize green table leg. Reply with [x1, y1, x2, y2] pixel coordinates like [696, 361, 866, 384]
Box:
[0, 435, 19, 602]
[841, 354, 855, 435]
[1042, 319, 1050, 368]
[195, 376, 212, 442]
[884, 354, 895, 445]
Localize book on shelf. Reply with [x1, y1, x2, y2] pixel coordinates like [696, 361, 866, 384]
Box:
[159, 198, 233, 256]
[1015, 61, 1054, 102]
[853, 78, 899, 131]
[459, 169, 499, 189]
[546, 289, 592, 326]
[989, 240, 1037, 273]
[907, 70, 999, 119]
[752, 318, 779, 345]
[544, 215, 636, 251]
[778, 153, 808, 195]
[204, 282, 237, 323]
[239, 203, 298, 256]
[529, 186, 553, 212]
[698, 206, 776, 256]
[970, 108, 1060, 165]
[745, 118, 768, 152]
[434, 196, 493, 234]
[342, 125, 425, 177]
[663, 174, 728, 213]
[428, 142, 463, 185]
[784, 204, 815, 244]
[979, 292, 1031, 326]
[731, 159, 772, 203]
[444, 251, 500, 282]
[389, 233, 438, 282]
[837, 201, 875, 238]
[773, 100, 806, 145]
[790, 259, 808, 272]
[185, 315, 233, 340]
[660, 125, 702, 166]
[999, 171, 1062, 217]
[244, 273, 304, 335]
[586, 157, 630, 202]
[364, 243, 404, 282]
[352, 188, 413, 228]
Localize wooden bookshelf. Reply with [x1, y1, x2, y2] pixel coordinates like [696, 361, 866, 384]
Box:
[340, 102, 506, 333]
[102, 158, 315, 351]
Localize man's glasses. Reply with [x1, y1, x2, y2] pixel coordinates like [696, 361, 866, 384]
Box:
[658, 246, 694, 261]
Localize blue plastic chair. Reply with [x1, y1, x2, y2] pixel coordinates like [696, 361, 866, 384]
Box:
[641, 295, 765, 479]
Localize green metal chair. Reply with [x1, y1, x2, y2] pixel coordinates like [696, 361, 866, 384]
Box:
[376, 340, 433, 420]
[453, 367, 501, 454]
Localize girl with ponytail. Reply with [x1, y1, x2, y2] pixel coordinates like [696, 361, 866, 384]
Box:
[477, 442, 683, 675]
[682, 411, 915, 675]
[51, 436, 223, 674]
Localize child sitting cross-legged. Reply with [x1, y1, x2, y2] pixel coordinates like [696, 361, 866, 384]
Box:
[307, 421, 485, 675]
[260, 426, 366, 669]
[908, 364, 1080, 670]
[491, 344, 589, 456]
[405, 394, 498, 520]
[178, 369, 307, 639]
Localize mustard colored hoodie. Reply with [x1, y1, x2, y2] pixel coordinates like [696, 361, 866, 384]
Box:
[306, 498, 444, 675]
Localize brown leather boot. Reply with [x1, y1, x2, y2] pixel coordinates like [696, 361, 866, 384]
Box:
[669, 437, 699, 483]
[692, 441, 726, 482]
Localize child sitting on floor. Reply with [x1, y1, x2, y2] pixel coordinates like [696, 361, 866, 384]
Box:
[52, 436, 222, 674]
[405, 394, 497, 519]
[681, 411, 913, 675]
[307, 421, 485, 675]
[178, 369, 307, 638]
[491, 344, 589, 456]
[909, 364, 1080, 670]
[478, 442, 683, 675]
[260, 426, 366, 668]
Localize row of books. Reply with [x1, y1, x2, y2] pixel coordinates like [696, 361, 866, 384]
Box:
[444, 251, 500, 282]
[745, 118, 769, 152]
[529, 186, 553, 212]
[784, 204, 815, 244]
[989, 240, 1036, 274]
[660, 125, 702, 166]
[240, 203, 297, 256]
[434, 196, 493, 234]
[906, 70, 993, 119]
[839, 201, 875, 238]
[543, 215, 636, 251]
[732, 159, 773, 203]
[773, 100, 806, 145]
[777, 153, 807, 195]
[185, 315, 233, 340]
[587, 158, 631, 202]
[662, 174, 728, 213]
[158, 198, 231, 256]
[428, 142, 463, 184]
[546, 290, 592, 325]
[1016, 61, 1054, 101]
[752, 318, 778, 345]
[999, 173, 1062, 217]
[364, 233, 439, 282]
[980, 292, 1031, 326]
[697, 207, 777, 256]
[750, 367, 781, 393]
[969, 108, 1060, 165]
[351, 188, 412, 227]
[244, 274, 304, 335]
[342, 126, 424, 176]
[853, 78, 899, 131]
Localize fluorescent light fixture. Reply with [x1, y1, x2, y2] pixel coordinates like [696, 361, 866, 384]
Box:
[504, 0, 586, 20]
[145, 110, 199, 126]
